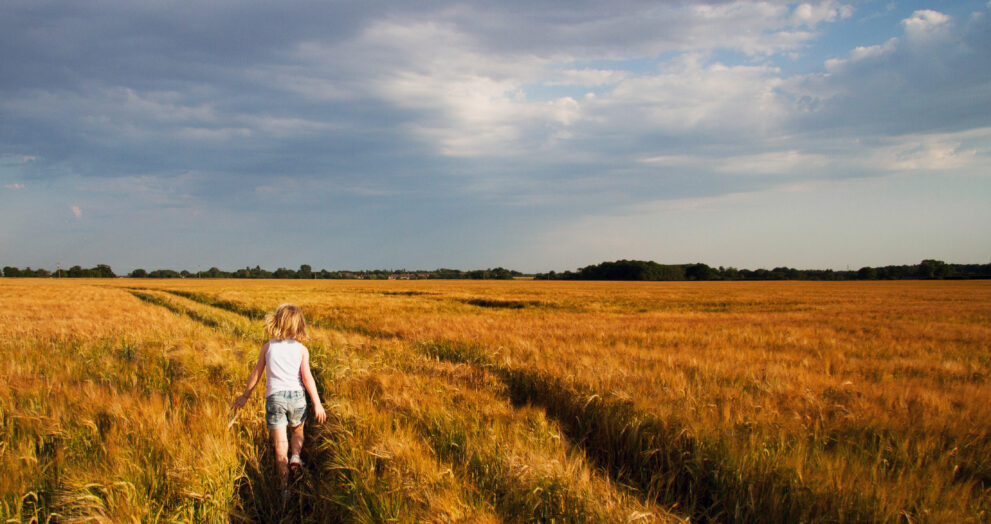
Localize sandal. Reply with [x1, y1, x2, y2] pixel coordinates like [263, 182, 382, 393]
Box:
[288, 456, 303, 483]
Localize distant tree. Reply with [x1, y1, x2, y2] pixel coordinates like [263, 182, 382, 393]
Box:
[489, 267, 514, 279]
[298, 264, 313, 279]
[919, 259, 951, 279]
[273, 267, 297, 279]
[94, 264, 116, 278]
[953, 263, 991, 279]
[685, 263, 715, 281]
[3, 266, 20, 277]
[576, 260, 686, 281]
[203, 266, 227, 278]
[857, 267, 877, 280]
[536, 260, 987, 281]
[720, 266, 740, 280]
[129, 269, 148, 278]
[435, 268, 465, 279]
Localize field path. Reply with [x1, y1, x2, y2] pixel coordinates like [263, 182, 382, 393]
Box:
[129, 286, 673, 523]
[142, 280, 991, 523]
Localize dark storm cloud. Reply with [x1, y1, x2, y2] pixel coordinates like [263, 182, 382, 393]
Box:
[0, 1, 376, 91]
[0, 1, 831, 187]
[0, 1, 435, 196]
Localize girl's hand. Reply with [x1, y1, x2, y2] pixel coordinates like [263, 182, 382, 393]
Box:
[232, 394, 248, 411]
[314, 403, 327, 424]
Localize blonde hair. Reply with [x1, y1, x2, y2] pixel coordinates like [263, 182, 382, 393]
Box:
[264, 303, 308, 341]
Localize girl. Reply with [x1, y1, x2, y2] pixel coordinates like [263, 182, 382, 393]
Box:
[232, 303, 326, 497]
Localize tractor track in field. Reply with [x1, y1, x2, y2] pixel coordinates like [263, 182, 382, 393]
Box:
[415, 348, 884, 522]
[129, 287, 888, 522]
[158, 289, 398, 339]
[134, 289, 682, 518]
[125, 288, 340, 523]
[131, 288, 679, 522]
[128, 288, 540, 522]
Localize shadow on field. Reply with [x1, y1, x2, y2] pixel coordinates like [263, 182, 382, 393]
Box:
[127, 290, 340, 523]
[419, 341, 879, 523]
[229, 406, 339, 523]
[229, 426, 281, 523]
[460, 298, 545, 309]
[504, 367, 885, 523]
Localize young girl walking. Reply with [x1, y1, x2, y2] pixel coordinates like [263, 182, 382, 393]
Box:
[232, 303, 326, 498]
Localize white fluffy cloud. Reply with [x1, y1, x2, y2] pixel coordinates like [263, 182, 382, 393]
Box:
[902, 9, 953, 43]
[586, 58, 787, 139]
[824, 38, 898, 72]
[244, 1, 860, 159]
[791, 1, 855, 26]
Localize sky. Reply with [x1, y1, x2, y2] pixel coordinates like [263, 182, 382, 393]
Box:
[2, 0, 990, 273]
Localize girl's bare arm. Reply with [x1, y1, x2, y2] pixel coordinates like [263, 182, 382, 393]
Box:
[232, 342, 269, 410]
[300, 346, 327, 423]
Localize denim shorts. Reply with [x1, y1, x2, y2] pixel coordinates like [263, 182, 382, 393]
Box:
[265, 390, 307, 429]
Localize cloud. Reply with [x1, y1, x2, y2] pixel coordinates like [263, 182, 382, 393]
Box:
[785, 6, 991, 136]
[0, 154, 36, 165]
[4, 183, 24, 190]
[70, 204, 82, 218]
[0, 1, 862, 178]
[543, 68, 629, 87]
[640, 128, 988, 180]
[902, 10, 953, 43]
[868, 131, 984, 172]
[639, 150, 832, 176]
[232, 2, 855, 159]
[714, 150, 831, 175]
[585, 56, 787, 138]
[425, 1, 845, 57]
[791, 1, 854, 27]
[824, 38, 898, 72]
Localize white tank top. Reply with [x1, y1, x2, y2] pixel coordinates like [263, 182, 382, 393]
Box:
[265, 339, 305, 397]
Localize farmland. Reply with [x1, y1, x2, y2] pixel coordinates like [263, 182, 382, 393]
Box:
[2, 279, 990, 522]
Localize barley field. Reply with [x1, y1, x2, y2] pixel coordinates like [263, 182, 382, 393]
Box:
[1, 279, 989, 523]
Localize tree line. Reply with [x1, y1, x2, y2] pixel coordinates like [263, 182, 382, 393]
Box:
[4, 260, 990, 281]
[534, 259, 991, 281]
[2, 264, 116, 278]
[1, 264, 523, 280]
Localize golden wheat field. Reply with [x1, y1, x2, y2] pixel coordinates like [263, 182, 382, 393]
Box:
[1, 278, 990, 523]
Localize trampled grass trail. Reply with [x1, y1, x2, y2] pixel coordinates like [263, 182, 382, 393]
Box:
[140, 286, 673, 522]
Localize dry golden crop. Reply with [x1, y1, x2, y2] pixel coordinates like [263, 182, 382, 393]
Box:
[2, 278, 989, 522]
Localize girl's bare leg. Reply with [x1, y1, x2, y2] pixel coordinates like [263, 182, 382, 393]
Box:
[271, 427, 289, 488]
[289, 423, 305, 460]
